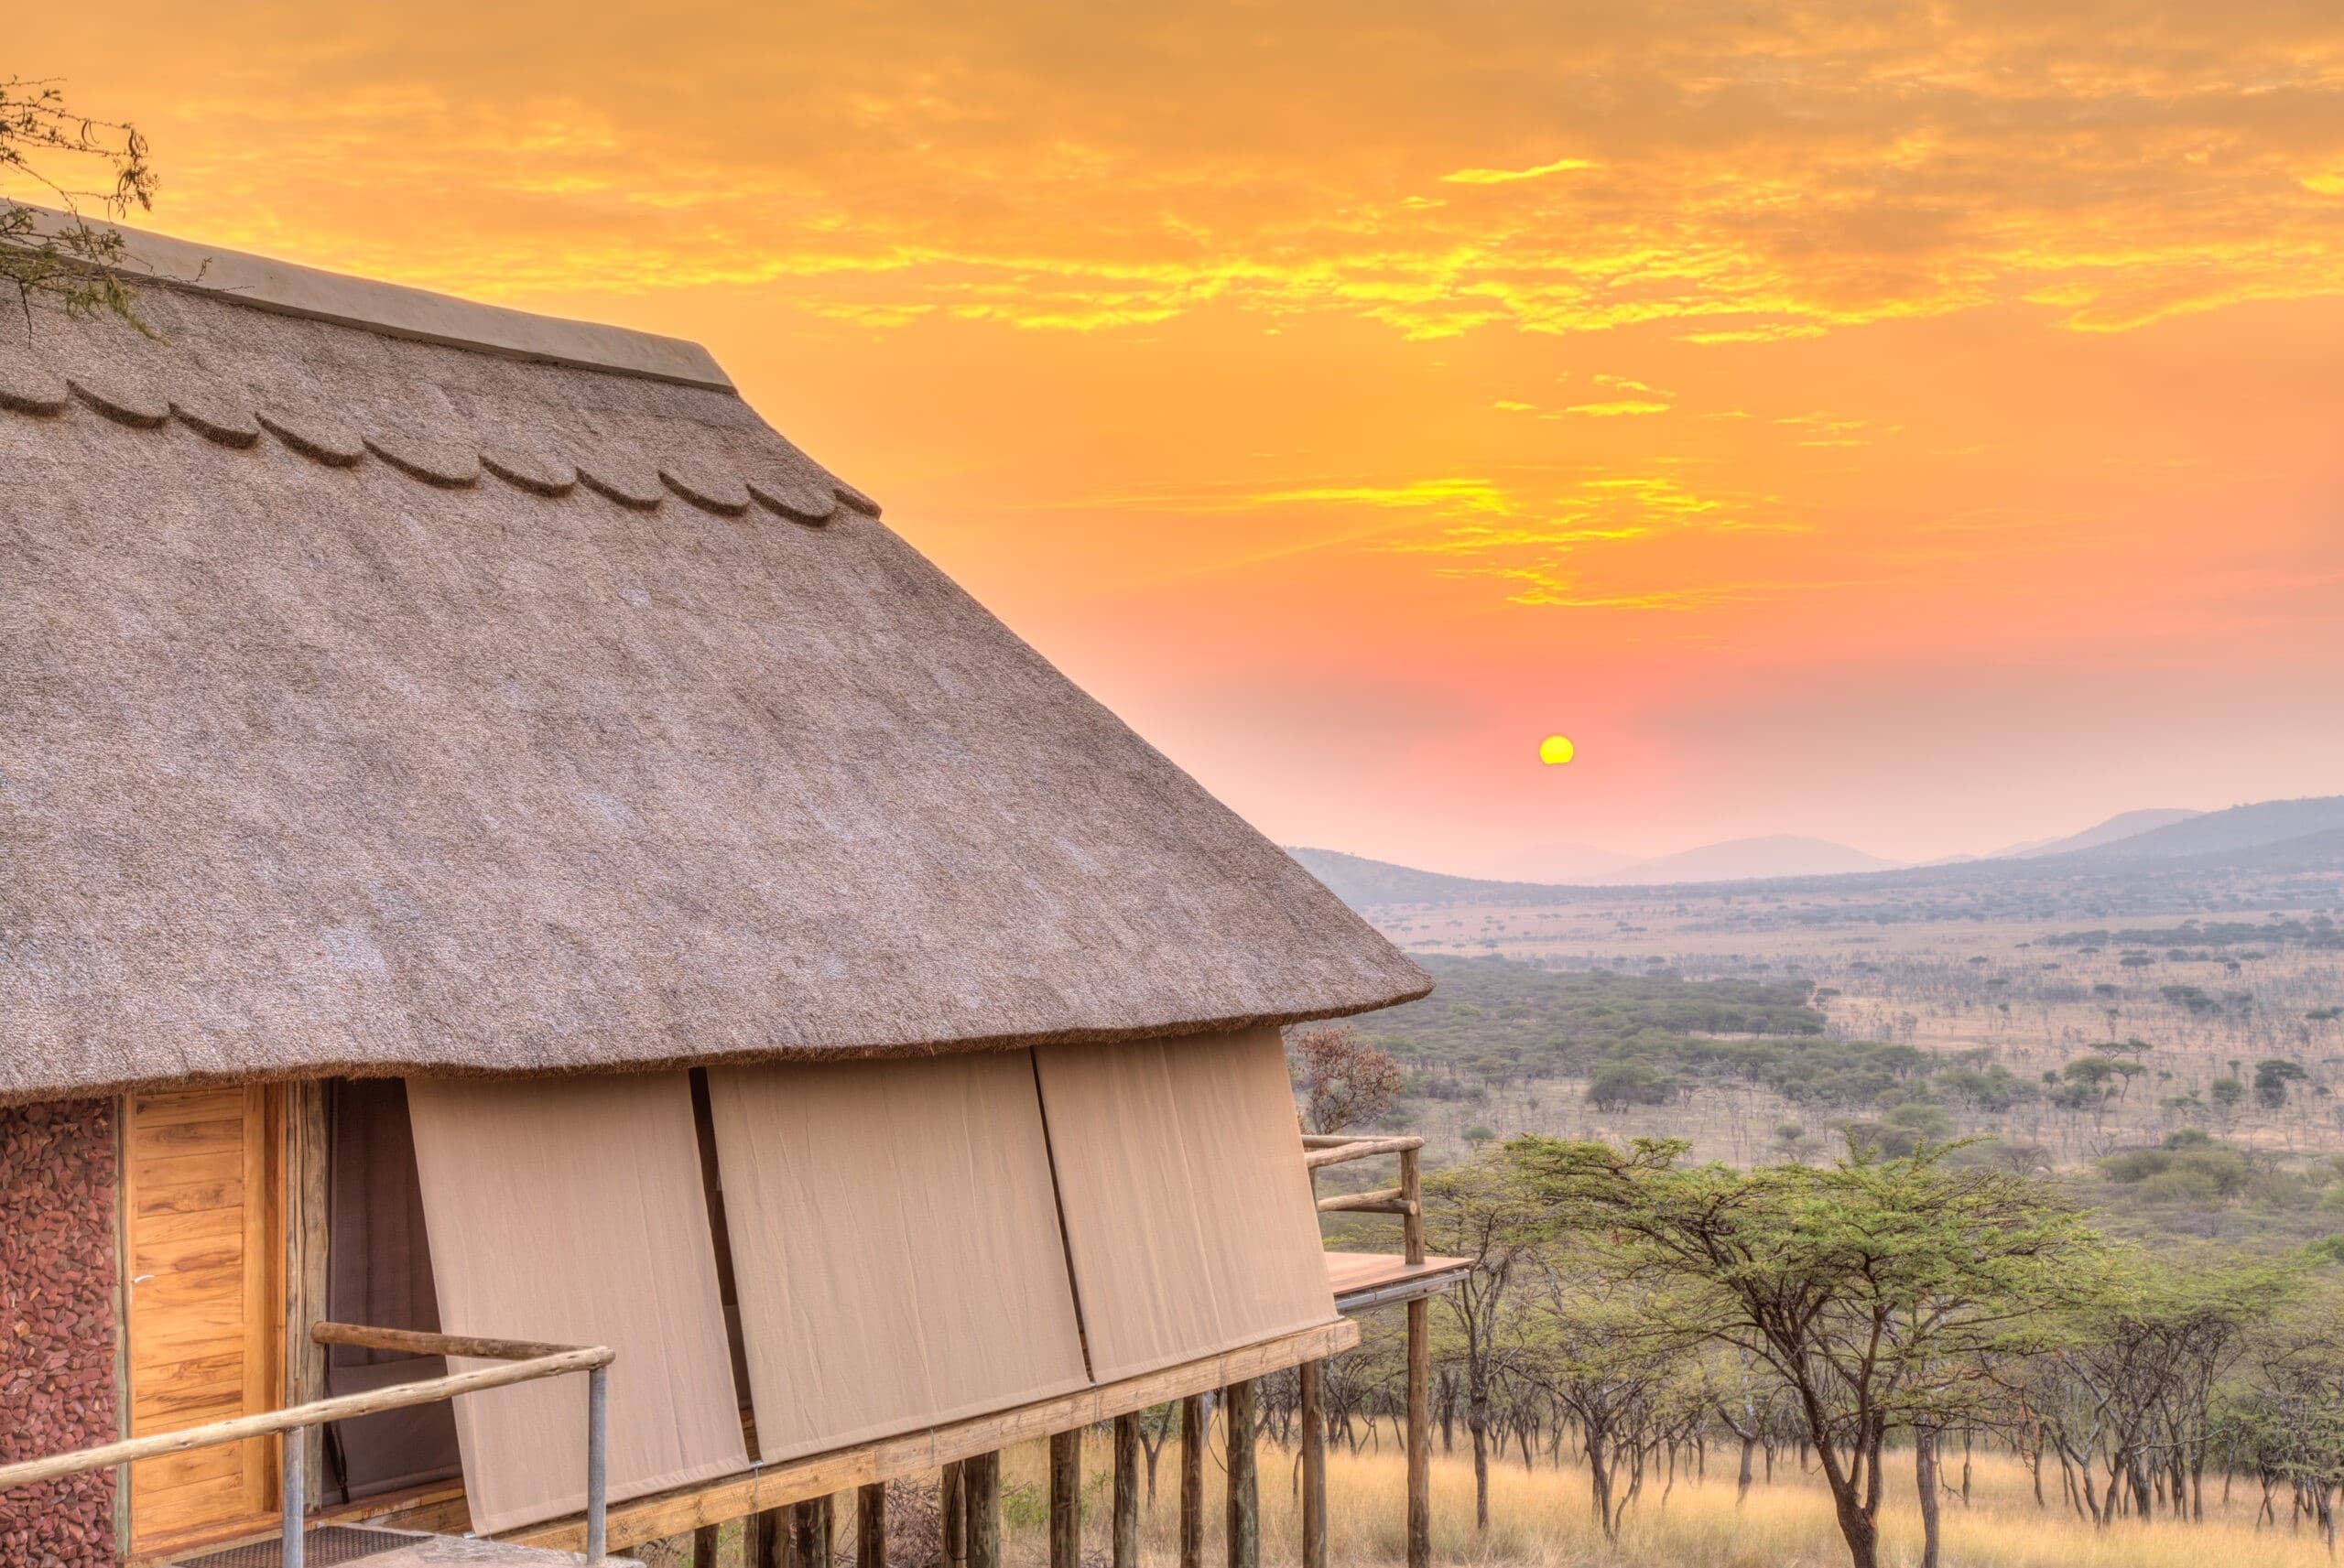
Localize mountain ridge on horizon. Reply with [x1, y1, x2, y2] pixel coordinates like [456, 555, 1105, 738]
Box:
[1290, 795, 2344, 907]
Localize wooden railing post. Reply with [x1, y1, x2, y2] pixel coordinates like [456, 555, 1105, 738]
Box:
[693, 1523, 721, 1568]
[965, 1452, 1002, 1568]
[1402, 1146, 1430, 1568]
[858, 1482, 886, 1568]
[1050, 1429, 1082, 1568]
[1225, 1380, 1258, 1568]
[1113, 1411, 1141, 1568]
[1179, 1396, 1205, 1568]
[282, 1426, 305, 1568]
[1299, 1361, 1326, 1568]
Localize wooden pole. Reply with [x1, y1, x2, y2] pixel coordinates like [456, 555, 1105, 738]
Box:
[1179, 1396, 1205, 1568]
[1050, 1429, 1082, 1568]
[858, 1482, 886, 1568]
[753, 1507, 794, 1568]
[693, 1524, 721, 1568]
[795, 1497, 836, 1568]
[1225, 1380, 1258, 1568]
[1299, 1361, 1326, 1568]
[1403, 1147, 1430, 1568]
[284, 1081, 329, 1513]
[1112, 1412, 1141, 1568]
[964, 1453, 1001, 1568]
[940, 1461, 967, 1568]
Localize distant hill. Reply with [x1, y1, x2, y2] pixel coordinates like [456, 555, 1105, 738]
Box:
[1597, 834, 1898, 884]
[1285, 848, 1574, 907]
[1286, 835, 1895, 907]
[1288, 795, 2344, 913]
[2006, 807, 2202, 859]
[2065, 796, 2344, 861]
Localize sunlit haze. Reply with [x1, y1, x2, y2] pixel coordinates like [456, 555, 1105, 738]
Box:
[21, 4, 2344, 876]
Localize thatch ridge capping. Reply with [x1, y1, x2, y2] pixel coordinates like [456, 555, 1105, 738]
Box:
[17, 204, 733, 390]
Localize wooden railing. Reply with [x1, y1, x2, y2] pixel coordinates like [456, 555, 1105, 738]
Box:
[1303, 1132, 1424, 1268]
[0, 1323, 615, 1567]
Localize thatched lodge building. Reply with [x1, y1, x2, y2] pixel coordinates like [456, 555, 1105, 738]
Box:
[0, 223, 1460, 1567]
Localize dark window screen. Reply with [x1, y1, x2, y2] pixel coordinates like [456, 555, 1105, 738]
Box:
[322, 1078, 462, 1503]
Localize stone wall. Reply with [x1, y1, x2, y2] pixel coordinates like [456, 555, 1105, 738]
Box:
[1, 1099, 121, 1567]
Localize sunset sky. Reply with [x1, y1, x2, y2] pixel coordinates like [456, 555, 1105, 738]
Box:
[16, 4, 2344, 875]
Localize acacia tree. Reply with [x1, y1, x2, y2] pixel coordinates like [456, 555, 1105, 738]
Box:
[2035, 1258, 2289, 1527]
[2230, 1279, 2344, 1547]
[1, 76, 153, 321]
[1510, 1135, 2102, 1568]
[1287, 1022, 1404, 1135]
[1521, 1236, 1692, 1539]
[1708, 1348, 1796, 1504]
[1419, 1153, 1543, 1530]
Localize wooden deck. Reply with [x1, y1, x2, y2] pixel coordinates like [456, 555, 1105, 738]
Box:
[1324, 1250, 1474, 1313]
[333, 1535, 637, 1567]
[505, 1318, 1361, 1553]
[169, 1523, 636, 1566]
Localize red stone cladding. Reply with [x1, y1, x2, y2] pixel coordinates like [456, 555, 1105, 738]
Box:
[0, 1099, 121, 1567]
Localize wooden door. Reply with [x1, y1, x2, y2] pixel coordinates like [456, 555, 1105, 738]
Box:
[122, 1085, 284, 1556]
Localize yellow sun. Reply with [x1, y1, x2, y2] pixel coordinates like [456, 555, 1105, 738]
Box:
[1538, 735, 1576, 765]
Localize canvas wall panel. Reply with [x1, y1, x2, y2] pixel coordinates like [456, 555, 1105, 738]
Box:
[1034, 1027, 1335, 1381]
[405, 1074, 745, 1534]
[706, 1054, 1089, 1462]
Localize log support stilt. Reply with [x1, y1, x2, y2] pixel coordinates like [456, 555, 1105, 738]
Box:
[858, 1482, 886, 1568]
[1403, 1144, 1431, 1568]
[1050, 1429, 1082, 1568]
[1300, 1360, 1327, 1568]
[941, 1460, 967, 1568]
[964, 1452, 1002, 1568]
[793, 1496, 836, 1568]
[1179, 1396, 1205, 1568]
[1112, 1411, 1141, 1568]
[754, 1506, 793, 1568]
[1225, 1380, 1258, 1568]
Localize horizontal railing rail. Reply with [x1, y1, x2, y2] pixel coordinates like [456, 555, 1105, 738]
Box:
[0, 1322, 615, 1567]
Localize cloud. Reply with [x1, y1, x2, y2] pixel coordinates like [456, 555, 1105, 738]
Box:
[1564, 399, 1673, 416]
[1239, 478, 1514, 514]
[71, 1, 2344, 346]
[1438, 156, 1601, 186]
[1452, 567, 1756, 611]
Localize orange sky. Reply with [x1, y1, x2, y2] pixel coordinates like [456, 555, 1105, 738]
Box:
[16, 4, 2344, 873]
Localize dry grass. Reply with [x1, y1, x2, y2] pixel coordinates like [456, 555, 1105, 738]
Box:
[1216, 1442, 2335, 1568]
[642, 1436, 2338, 1568]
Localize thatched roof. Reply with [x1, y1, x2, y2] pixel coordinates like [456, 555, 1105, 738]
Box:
[0, 226, 1427, 1106]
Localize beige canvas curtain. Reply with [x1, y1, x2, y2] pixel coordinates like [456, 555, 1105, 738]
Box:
[706, 1053, 1090, 1462]
[405, 1074, 747, 1535]
[1034, 1026, 1337, 1381]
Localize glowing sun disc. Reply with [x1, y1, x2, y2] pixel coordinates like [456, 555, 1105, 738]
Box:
[1539, 735, 1576, 765]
